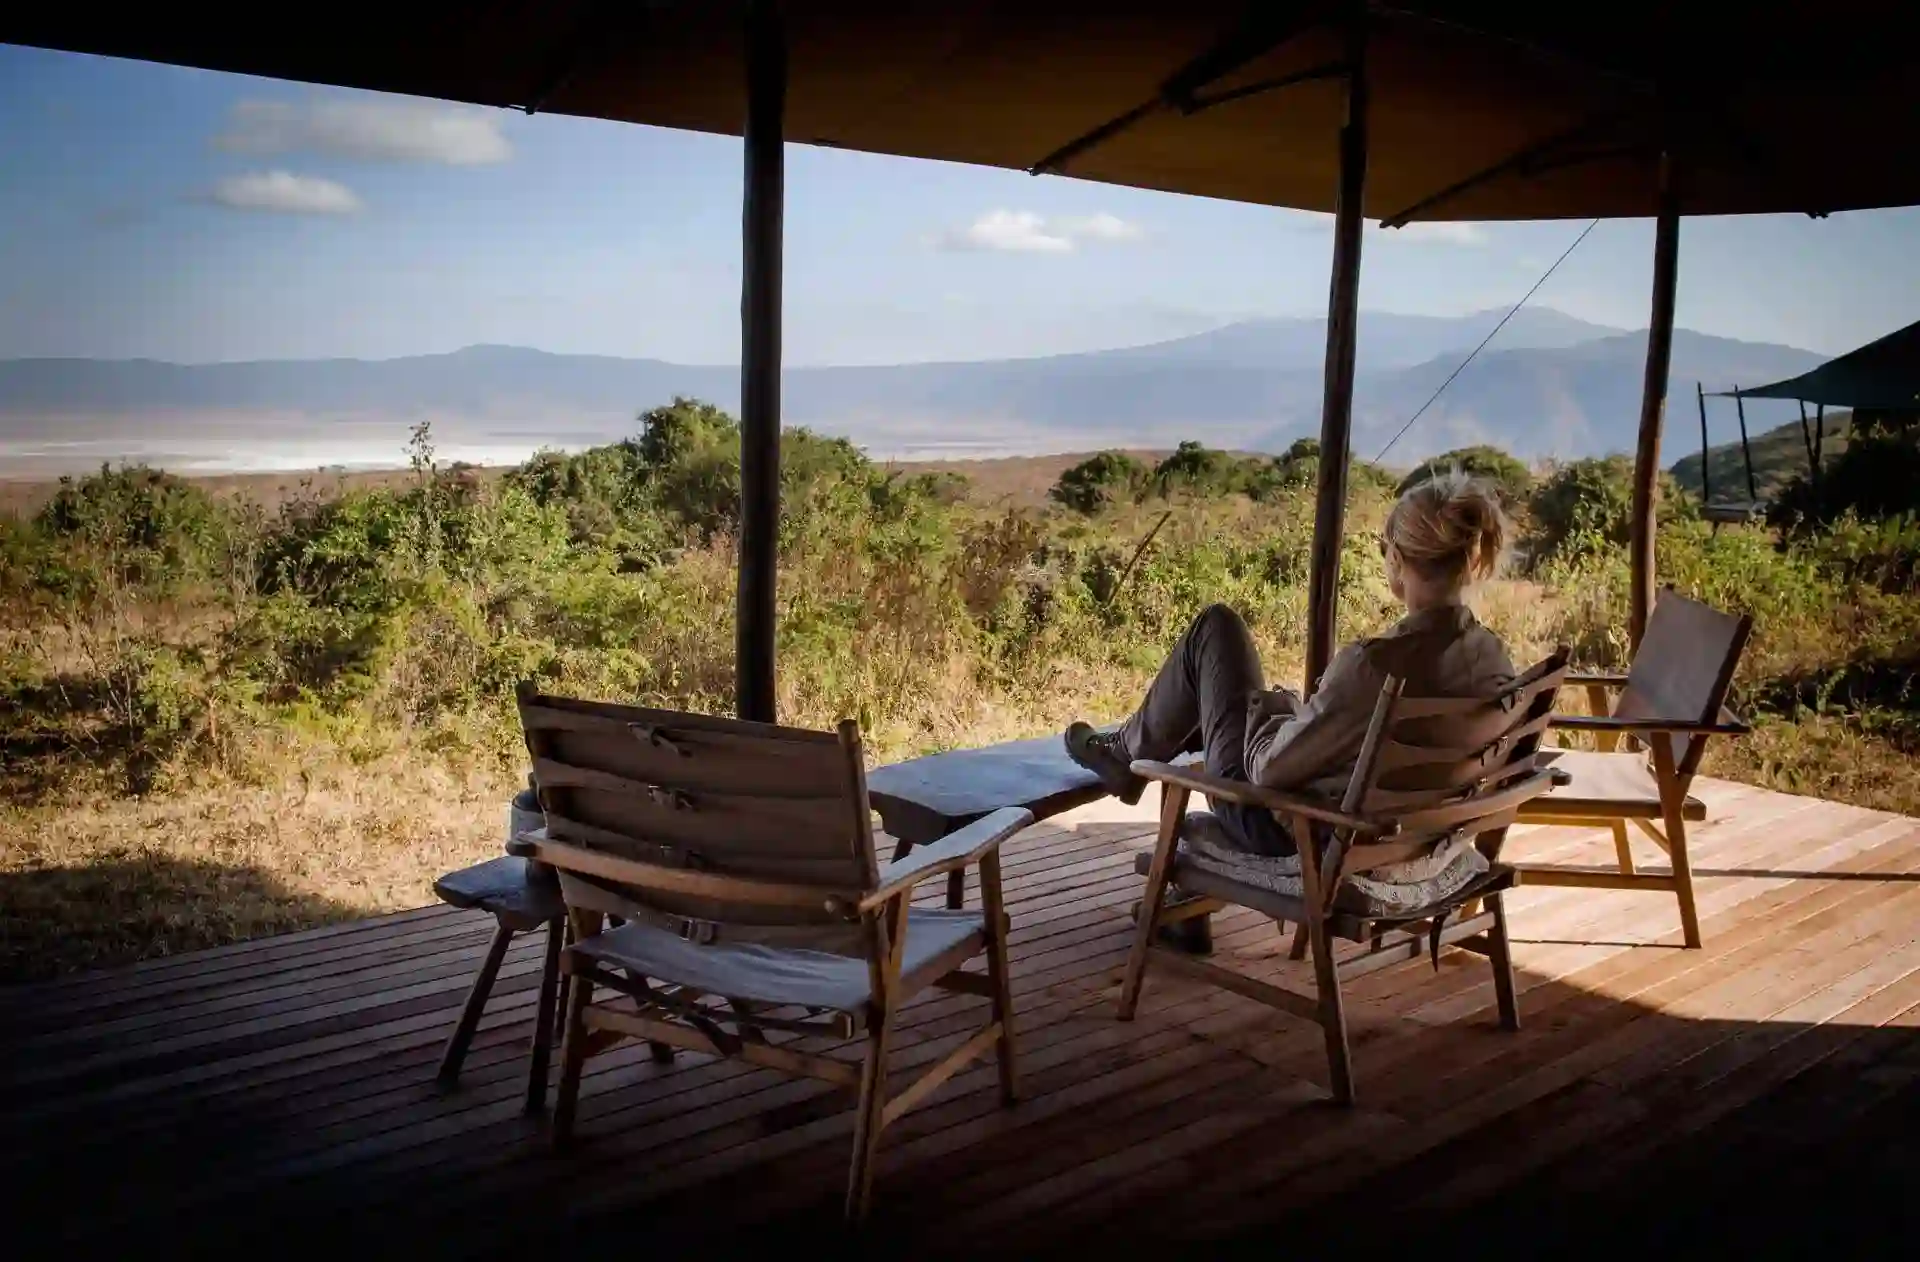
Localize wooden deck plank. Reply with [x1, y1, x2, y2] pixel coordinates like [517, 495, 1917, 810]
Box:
[7, 778, 1918, 1256]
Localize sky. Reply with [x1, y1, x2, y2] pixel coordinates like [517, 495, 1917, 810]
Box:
[2, 43, 1917, 368]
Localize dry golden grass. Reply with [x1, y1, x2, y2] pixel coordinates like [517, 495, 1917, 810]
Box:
[0, 756, 517, 981]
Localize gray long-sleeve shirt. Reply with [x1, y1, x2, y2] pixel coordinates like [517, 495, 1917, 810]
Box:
[1245, 605, 1516, 800]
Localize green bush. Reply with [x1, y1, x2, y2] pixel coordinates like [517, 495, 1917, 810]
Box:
[1150, 442, 1246, 498]
[1397, 445, 1532, 504]
[1800, 513, 1920, 594]
[35, 465, 234, 592]
[1527, 457, 1693, 565]
[1772, 420, 1920, 530]
[1050, 451, 1149, 514]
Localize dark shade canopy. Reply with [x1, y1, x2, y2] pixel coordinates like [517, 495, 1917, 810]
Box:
[1715, 319, 1920, 410]
[5, 2, 1919, 222]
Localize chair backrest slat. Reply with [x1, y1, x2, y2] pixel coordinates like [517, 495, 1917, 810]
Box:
[1611, 590, 1752, 779]
[1328, 649, 1569, 891]
[518, 691, 877, 954]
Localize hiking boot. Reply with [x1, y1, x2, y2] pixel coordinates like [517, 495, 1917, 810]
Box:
[1064, 721, 1144, 805]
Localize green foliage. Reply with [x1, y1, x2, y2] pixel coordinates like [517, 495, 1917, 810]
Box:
[7, 400, 1920, 827]
[35, 465, 234, 592]
[1050, 451, 1150, 514]
[1397, 445, 1532, 504]
[1772, 418, 1920, 530]
[1150, 441, 1248, 497]
[1527, 456, 1635, 560]
[1798, 513, 1920, 595]
[1527, 456, 1693, 564]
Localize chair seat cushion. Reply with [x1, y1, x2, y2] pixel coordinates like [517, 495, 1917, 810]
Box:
[1527, 750, 1707, 821]
[1132, 812, 1491, 920]
[569, 908, 985, 1016]
[432, 856, 565, 931]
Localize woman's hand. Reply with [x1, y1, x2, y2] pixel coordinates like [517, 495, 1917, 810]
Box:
[1248, 686, 1300, 728]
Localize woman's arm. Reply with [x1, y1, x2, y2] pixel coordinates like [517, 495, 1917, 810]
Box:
[1244, 645, 1382, 791]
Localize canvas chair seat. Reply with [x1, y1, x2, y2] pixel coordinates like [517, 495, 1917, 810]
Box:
[1530, 749, 1707, 821]
[570, 909, 985, 1021]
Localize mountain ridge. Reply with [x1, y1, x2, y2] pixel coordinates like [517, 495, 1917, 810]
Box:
[0, 309, 1827, 472]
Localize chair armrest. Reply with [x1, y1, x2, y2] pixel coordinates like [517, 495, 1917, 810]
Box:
[860, 807, 1033, 911]
[1549, 714, 1751, 737]
[1566, 672, 1630, 687]
[1130, 761, 1384, 834]
[505, 830, 541, 859]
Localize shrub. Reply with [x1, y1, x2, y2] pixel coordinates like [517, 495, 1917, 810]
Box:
[1050, 451, 1149, 514]
[35, 465, 233, 591]
[1527, 457, 1692, 565]
[1772, 420, 1920, 529]
[1397, 445, 1532, 504]
[1800, 513, 1920, 594]
[1150, 441, 1246, 498]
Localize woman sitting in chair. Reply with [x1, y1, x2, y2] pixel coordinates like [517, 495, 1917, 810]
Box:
[1064, 470, 1515, 861]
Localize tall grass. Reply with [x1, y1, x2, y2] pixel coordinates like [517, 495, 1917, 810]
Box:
[3, 408, 1917, 978]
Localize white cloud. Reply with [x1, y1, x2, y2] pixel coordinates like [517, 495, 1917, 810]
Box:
[1053, 212, 1146, 244]
[209, 171, 363, 216]
[216, 98, 511, 166]
[932, 209, 1146, 253]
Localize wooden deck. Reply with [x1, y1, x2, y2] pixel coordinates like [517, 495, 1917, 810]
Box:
[8, 778, 1920, 1256]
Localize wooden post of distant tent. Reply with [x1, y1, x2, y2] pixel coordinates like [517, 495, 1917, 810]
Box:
[1304, 12, 1369, 694]
[1814, 402, 1826, 489]
[736, 0, 785, 723]
[1733, 386, 1758, 501]
[1629, 152, 1680, 650]
[1695, 381, 1711, 506]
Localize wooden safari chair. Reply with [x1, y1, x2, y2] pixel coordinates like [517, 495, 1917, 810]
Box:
[1120, 651, 1569, 1104]
[509, 689, 1029, 1221]
[1515, 590, 1753, 949]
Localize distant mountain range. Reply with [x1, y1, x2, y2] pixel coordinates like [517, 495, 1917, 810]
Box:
[0, 308, 1828, 474]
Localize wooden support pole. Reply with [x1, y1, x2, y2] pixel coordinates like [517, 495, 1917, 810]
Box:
[736, 0, 785, 723]
[1695, 381, 1711, 505]
[1304, 16, 1368, 694]
[1733, 385, 1758, 502]
[1629, 153, 1680, 650]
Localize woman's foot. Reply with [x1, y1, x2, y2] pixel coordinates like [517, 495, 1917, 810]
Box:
[1064, 722, 1145, 805]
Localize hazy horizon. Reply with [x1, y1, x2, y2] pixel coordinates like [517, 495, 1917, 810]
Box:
[2, 41, 1911, 476]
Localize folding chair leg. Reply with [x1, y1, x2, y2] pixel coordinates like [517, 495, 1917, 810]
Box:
[1667, 811, 1702, 949]
[1306, 913, 1354, 1105]
[845, 1013, 894, 1223]
[524, 915, 565, 1113]
[1487, 893, 1521, 1032]
[436, 919, 513, 1086]
[551, 970, 593, 1150]
[1288, 921, 1309, 961]
[1653, 745, 1703, 949]
[1119, 784, 1188, 1020]
[1611, 821, 1636, 876]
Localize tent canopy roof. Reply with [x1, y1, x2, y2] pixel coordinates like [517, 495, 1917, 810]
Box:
[1714, 319, 1920, 410]
[5, 2, 1919, 222]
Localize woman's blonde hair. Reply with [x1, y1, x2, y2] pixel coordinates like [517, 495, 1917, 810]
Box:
[1384, 469, 1508, 585]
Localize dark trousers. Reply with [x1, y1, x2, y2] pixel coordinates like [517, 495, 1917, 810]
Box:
[1114, 604, 1291, 857]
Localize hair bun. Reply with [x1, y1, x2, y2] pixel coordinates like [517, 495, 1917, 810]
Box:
[1385, 469, 1509, 584]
